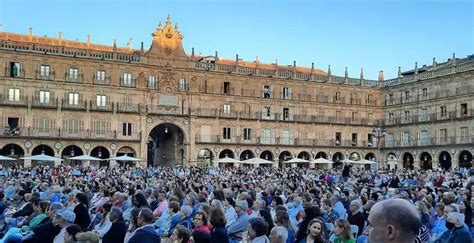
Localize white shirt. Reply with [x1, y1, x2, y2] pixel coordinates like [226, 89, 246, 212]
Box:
[53, 226, 68, 243]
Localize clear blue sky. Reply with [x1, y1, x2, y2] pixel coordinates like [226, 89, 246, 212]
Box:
[1, 0, 472, 79]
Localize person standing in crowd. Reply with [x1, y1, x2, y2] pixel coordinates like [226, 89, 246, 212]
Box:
[347, 200, 365, 237]
[128, 208, 160, 243]
[73, 192, 91, 230]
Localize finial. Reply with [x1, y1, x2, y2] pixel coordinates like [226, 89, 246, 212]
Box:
[255, 56, 259, 64]
[128, 38, 133, 50]
[360, 68, 364, 80]
[58, 32, 62, 43]
[378, 70, 384, 81]
[344, 66, 348, 78]
[113, 38, 117, 50]
[452, 53, 456, 65]
[275, 59, 278, 66]
[166, 15, 171, 26]
[174, 23, 179, 31]
[28, 27, 33, 40]
[87, 34, 91, 47]
[311, 63, 314, 73]
[398, 66, 402, 78]
[432, 57, 437, 67]
[293, 60, 296, 68]
[158, 21, 163, 30]
[414, 62, 418, 74]
[327, 65, 332, 76]
[214, 51, 218, 63]
[191, 47, 195, 59]
[140, 41, 144, 53]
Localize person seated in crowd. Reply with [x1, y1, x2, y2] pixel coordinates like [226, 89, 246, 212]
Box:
[227, 200, 250, 242]
[63, 224, 82, 243]
[274, 210, 295, 243]
[128, 208, 160, 243]
[332, 219, 355, 243]
[0, 200, 48, 242]
[302, 218, 326, 243]
[246, 217, 269, 243]
[210, 208, 229, 243]
[269, 226, 288, 243]
[53, 209, 76, 243]
[193, 211, 210, 234]
[101, 207, 127, 243]
[347, 200, 365, 237]
[430, 203, 447, 241]
[171, 224, 191, 243]
[73, 192, 90, 230]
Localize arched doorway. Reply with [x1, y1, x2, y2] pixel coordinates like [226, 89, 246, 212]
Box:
[278, 151, 292, 167]
[420, 152, 432, 170]
[315, 152, 327, 159]
[403, 152, 414, 170]
[0, 144, 24, 167]
[197, 149, 213, 166]
[365, 153, 376, 161]
[387, 153, 397, 170]
[32, 144, 55, 167]
[459, 150, 472, 168]
[219, 149, 234, 158]
[332, 152, 344, 167]
[90, 146, 110, 167]
[61, 145, 84, 166]
[240, 150, 254, 160]
[297, 151, 310, 160]
[260, 150, 273, 161]
[438, 151, 452, 170]
[148, 123, 186, 167]
[117, 146, 137, 167]
[349, 152, 361, 161]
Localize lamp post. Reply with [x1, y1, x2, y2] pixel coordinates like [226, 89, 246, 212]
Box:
[372, 126, 386, 168]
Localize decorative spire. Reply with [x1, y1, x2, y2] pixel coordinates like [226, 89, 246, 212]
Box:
[255, 56, 259, 64]
[293, 60, 297, 69]
[158, 21, 163, 30]
[214, 51, 218, 63]
[310, 62, 314, 74]
[87, 34, 91, 47]
[452, 53, 456, 65]
[344, 66, 348, 78]
[191, 47, 195, 59]
[432, 57, 437, 67]
[58, 32, 63, 44]
[28, 27, 33, 41]
[360, 68, 364, 80]
[414, 62, 418, 74]
[398, 66, 402, 77]
[140, 41, 144, 53]
[327, 65, 332, 76]
[165, 15, 172, 27]
[113, 38, 117, 51]
[378, 70, 384, 81]
[235, 54, 239, 64]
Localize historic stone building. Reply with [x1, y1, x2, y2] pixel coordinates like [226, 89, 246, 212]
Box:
[0, 16, 472, 168]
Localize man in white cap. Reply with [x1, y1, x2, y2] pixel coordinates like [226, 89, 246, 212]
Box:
[53, 209, 76, 243]
[227, 200, 250, 242]
[445, 212, 471, 242]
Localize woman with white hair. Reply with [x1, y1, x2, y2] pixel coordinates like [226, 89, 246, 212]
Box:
[269, 226, 288, 243]
[347, 200, 365, 237]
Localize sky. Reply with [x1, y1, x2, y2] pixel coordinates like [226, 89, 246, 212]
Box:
[0, 0, 472, 79]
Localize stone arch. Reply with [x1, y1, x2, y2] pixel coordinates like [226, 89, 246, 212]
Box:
[260, 150, 274, 161]
[315, 152, 327, 159]
[240, 150, 254, 160]
[332, 152, 344, 162]
[365, 153, 376, 160]
[297, 151, 311, 160]
[278, 151, 292, 163]
[402, 152, 414, 170]
[219, 149, 234, 159]
[349, 152, 361, 161]
[32, 144, 55, 156]
[420, 152, 433, 170]
[61, 145, 84, 158]
[438, 151, 452, 170]
[148, 122, 187, 166]
[117, 146, 136, 157]
[90, 146, 110, 167]
[458, 150, 472, 168]
[0, 143, 25, 158]
[197, 149, 213, 165]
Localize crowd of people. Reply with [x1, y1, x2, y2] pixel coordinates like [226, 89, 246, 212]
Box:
[0, 164, 471, 243]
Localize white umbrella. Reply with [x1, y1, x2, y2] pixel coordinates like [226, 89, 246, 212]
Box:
[360, 159, 378, 165]
[311, 158, 333, 164]
[20, 154, 62, 161]
[0, 155, 15, 161]
[283, 158, 310, 164]
[241, 157, 273, 165]
[67, 155, 103, 161]
[218, 157, 240, 164]
[343, 159, 365, 164]
[108, 155, 143, 162]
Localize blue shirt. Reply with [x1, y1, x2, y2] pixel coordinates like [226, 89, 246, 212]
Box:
[227, 212, 249, 241]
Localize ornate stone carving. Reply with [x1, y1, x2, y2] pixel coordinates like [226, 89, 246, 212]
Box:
[159, 67, 177, 93]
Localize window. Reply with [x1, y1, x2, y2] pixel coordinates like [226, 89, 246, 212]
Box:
[460, 103, 468, 116]
[351, 133, 357, 146]
[440, 106, 447, 117]
[460, 127, 469, 142]
[148, 76, 157, 89]
[8, 88, 20, 102]
[388, 93, 394, 104]
[122, 122, 132, 136]
[122, 72, 132, 85]
[68, 93, 79, 106]
[222, 127, 231, 140]
[95, 121, 106, 135]
[96, 95, 106, 107]
[263, 85, 272, 98]
[223, 104, 231, 114]
[367, 94, 372, 104]
[263, 106, 271, 119]
[223, 82, 230, 94]
[280, 129, 289, 145]
[420, 108, 428, 122]
[67, 120, 80, 134]
[179, 78, 188, 91]
[335, 132, 341, 145]
[39, 118, 50, 133]
[367, 134, 374, 146]
[69, 68, 79, 80]
[282, 108, 290, 121]
[39, 91, 50, 104]
[439, 129, 447, 142]
[281, 87, 291, 99]
[386, 133, 395, 146]
[421, 88, 428, 100]
[9, 62, 21, 77]
[243, 128, 251, 140]
[352, 112, 358, 121]
[368, 113, 374, 123]
[40, 65, 51, 77]
[335, 92, 341, 101]
[419, 130, 430, 145]
[403, 132, 411, 146]
[96, 70, 106, 82]
[403, 91, 411, 103]
[404, 111, 411, 121]
[388, 113, 394, 122]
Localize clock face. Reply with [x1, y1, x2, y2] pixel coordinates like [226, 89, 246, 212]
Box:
[84, 143, 91, 150]
[25, 141, 32, 148]
[55, 142, 62, 149]
[110, 143, 117, 150]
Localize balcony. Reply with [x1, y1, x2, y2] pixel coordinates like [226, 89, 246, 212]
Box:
[333, 97, 345, 104]
[219, 110, 239, 119]
[418, 94, 429, 101]
[456, 86, 472, 96]
[298, 93, 311, 101]
[93, 75, 111, 85]
[31, 96, 58, 109]
[222, 87, 235, 95]
[316, 95, 329, 103]
[365, 99, 378, 106]
[350, 98, 361, 105]
[61, 99, 86, 110]
[199, 85, 215, 94]
[178, 84, 189, 92]
[0, 126, 24, 137]
[117, 103, 141, 113]
[90, 101, 114, 112]
[5, 66, 25, 78]
[385, 99, 396, 106]
[148, 105, 188, 116]
[120, 77, 136, 87]
[242, 89, 256, 97]
[0, 95, 28, 107]
[65, 72, 83, 83]
[36, 70, 55, 80]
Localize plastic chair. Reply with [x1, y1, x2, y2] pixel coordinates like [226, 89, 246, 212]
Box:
[351, 224, 359, 238]
[329, 233, 336, 242]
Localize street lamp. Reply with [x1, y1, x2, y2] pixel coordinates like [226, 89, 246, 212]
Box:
[372, 126, 386, 168]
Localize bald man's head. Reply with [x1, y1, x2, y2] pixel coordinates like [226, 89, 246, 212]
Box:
[368, 199, 421, 243]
